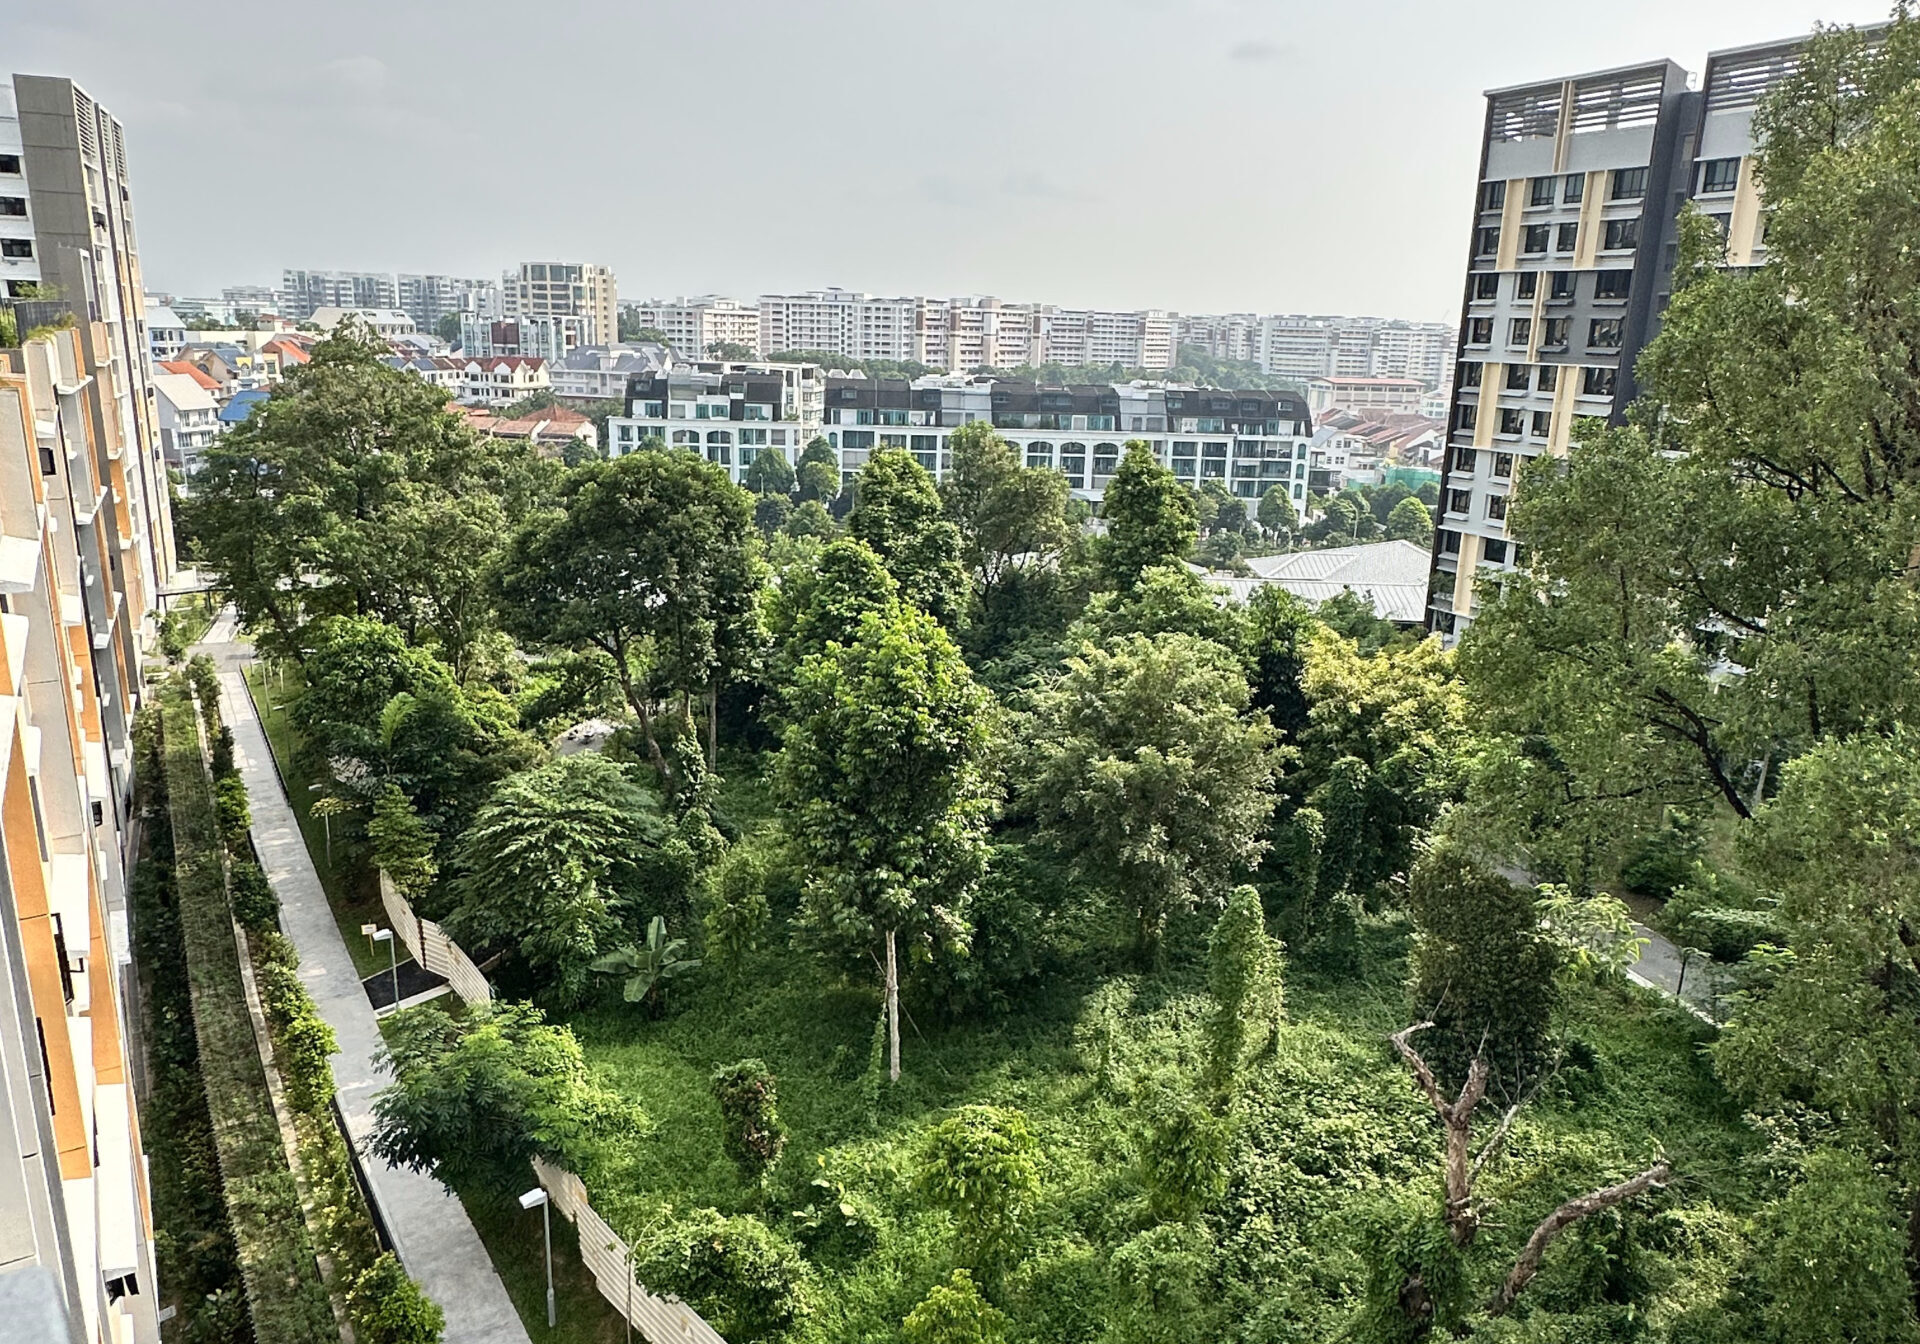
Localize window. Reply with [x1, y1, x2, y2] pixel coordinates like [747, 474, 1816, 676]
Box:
[1471, 273, 1498, 300]
[0, 197, 24, 217]
[1531, 410, 1552, 437]
[1594, 270, 1632, 300]
[1530, 176, 1556, 206]
[1588, 318, 1623, 349]
[1707, 212, 1733, 240]
[1699, 156, 1740, 194]
[1474, 226, 1501, 256]
[1583, 366, 1617, 397]
[1550, 270, 1575, 300]
[1480, 180, 1506, 211]
[1457, 361, 1483, 388]
[1563, 173, 1584, 204]
[1, 238, 31, 259]
[1172, 440, 1197, 459]
[1522, 224, 1550, 254]
[1505, 363, 1531, 390]
[1610, 166, 1648, 199]
[1508, 317, 1532, 346]
[1453, 403, 1477, 432]
[1483, 538, 1510, 564]
[1487, 494, 1508, 520]
[1542, 318, 1569, 347]
[1555, 222, 1579, 252]
[1499, 407, 1526, 435]
[0, 155, 20, 174]
[1452, 444, 1476, 472]
[38, 444, 56, 474]
[1507, 274, 1534, 303]
[1536, 364, 1558, 391]
[1448, 489, 1472, 514]
[1603, 217, 1640, 251]
[1467, 318, 1493, 345]
[1440, 529, 1462, 555]
[1493, 452, 1514, 478]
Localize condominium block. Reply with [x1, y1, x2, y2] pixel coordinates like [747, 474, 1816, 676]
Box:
[624, 296, 761, 357]
[502, 262, 616, 348]
[279, 268, 398, 320]
[395, 273, 497, 335]
[608, 368, 1311, 503]
[1428, 36, 1810, 638]
[1177, 313, 1457, 387]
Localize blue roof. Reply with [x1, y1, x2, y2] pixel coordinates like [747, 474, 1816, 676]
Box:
[219, 388, 270, 423]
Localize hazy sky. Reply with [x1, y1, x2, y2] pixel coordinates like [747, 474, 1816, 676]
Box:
[2, 0, 1893, 321]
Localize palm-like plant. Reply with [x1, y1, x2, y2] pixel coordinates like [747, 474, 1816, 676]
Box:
[591, 916, 701, 1010]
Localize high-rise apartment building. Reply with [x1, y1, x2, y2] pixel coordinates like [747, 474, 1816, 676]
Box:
[278, 268, 398, 320]
[6, 75, 175, 603]
[624, 295, 761, 356]
[0, 322, 171, 1344]
[502, 262, 616, 347]
[1428, 37, 1807, 638]
[1177, 313, 1456, 387]
[395, 273, 497, 335]
[758, 290, 921, 363]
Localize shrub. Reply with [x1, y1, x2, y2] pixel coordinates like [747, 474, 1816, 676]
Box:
[349, 1253, 445, 1344]
[214, 774, 252, 853]
[1618, 814, 1701, 901]
[278, 1006, 339, 1112]
[629, 1208, 809, 1342]
[915, 1105, 1041, 1274]
[1141, 1098, 1231, 1224]
[903, 1270, 1007, 1344]
[210, 725, 235, 777]
[229, 860, 279, 932]
[711, 1059, 788, 1188]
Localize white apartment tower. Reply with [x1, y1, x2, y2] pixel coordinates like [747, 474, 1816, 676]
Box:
[503, 262, 617, 348]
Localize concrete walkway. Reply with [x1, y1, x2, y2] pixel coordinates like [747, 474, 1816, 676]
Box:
[1627, 921, 1723, 1023]
[198, 612, 532, 1344]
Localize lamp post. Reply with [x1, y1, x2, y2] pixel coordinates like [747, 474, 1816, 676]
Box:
[372, 927, 397, 1010]
[519, 1187, 555, 1328]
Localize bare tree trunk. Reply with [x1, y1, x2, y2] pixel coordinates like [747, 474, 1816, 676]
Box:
[608, 644, 671, 781]
[707, 682, 719, 769]
[1390, 1024, 1489, 1246]
[1488, 1163, 1672, 1315]
[885, 928, 901, 1083]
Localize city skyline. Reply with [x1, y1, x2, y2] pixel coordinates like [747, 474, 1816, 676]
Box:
[2, 0, 1892, 319]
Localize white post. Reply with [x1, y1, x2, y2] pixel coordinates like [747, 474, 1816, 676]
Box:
[543, 1198, 555, 1328]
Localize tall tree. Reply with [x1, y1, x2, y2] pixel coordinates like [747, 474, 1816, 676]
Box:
[775, 604, 996, 1080]
[1257, 484, 1299, 541]
[1098, 443, 1199, 590]
[443, 754, 665, 1004]
[848, 448, 968, 625]
[796, 436, 841, 503]
[187, 327, 538, 673]
[742, 448, 796, 497]
[1024, 632, 1278, 961]
[1385, 496, 1432, 544]
[940, 421, 1070, 622]
[492, 450, 762, 776]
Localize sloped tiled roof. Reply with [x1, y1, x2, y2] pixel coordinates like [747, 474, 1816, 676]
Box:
[1227, 539, 1432, 624]
[159, 360, 221, 391]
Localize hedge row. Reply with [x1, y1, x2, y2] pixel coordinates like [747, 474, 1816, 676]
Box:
[158, 674, 338, 1343]
[177, 658, 445, 1344]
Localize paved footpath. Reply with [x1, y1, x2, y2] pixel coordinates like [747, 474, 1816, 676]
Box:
[199, 614, 532, 1344]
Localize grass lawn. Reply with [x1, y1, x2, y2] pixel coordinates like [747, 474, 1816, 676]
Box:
[244, 662, 389, 979]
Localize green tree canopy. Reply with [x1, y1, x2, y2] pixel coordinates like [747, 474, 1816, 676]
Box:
[940, 420, 1070, 619]
[370, 1001, 642, 1194]
[1384, 496, 1432, 544]
[1258, 484, 1299, 538]
[492, 449, 762, 776]
[443, 754, 665, 1003]
[775, 604, 996, 1079]
[848, 448, 967, 625]
[1024, 632, 1278, 960]
[187, 328, 541, 674]
[742, 448, 796, 496]
[1099, 443, 1199, 590]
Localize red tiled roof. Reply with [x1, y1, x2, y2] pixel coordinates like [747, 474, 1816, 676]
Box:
[159, 360, 221, 391]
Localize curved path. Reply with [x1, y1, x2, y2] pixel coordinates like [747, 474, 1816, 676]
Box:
[198, 612, 532, 1344]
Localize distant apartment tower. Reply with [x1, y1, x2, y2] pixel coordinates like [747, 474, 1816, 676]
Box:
[758, 290, 920, 362]
[1177, 314, 1455, 387]
[279, 268, 398, 320]
[626, 295, 762, 356]
[396, 273, 497, 335]
[502, 262, 616, 347]
[1429, 37, 1807, 638]
[219, 284, 278, 317]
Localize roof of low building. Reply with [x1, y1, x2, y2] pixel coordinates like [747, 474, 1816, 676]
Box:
[218, 388, 271, 423]
[151, 370, 218, 413]
[159, 359, 221, 391]
[1214, 539, 1432, 625]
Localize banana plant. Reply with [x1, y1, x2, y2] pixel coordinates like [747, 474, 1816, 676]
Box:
[591, 916, 701, 1011]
